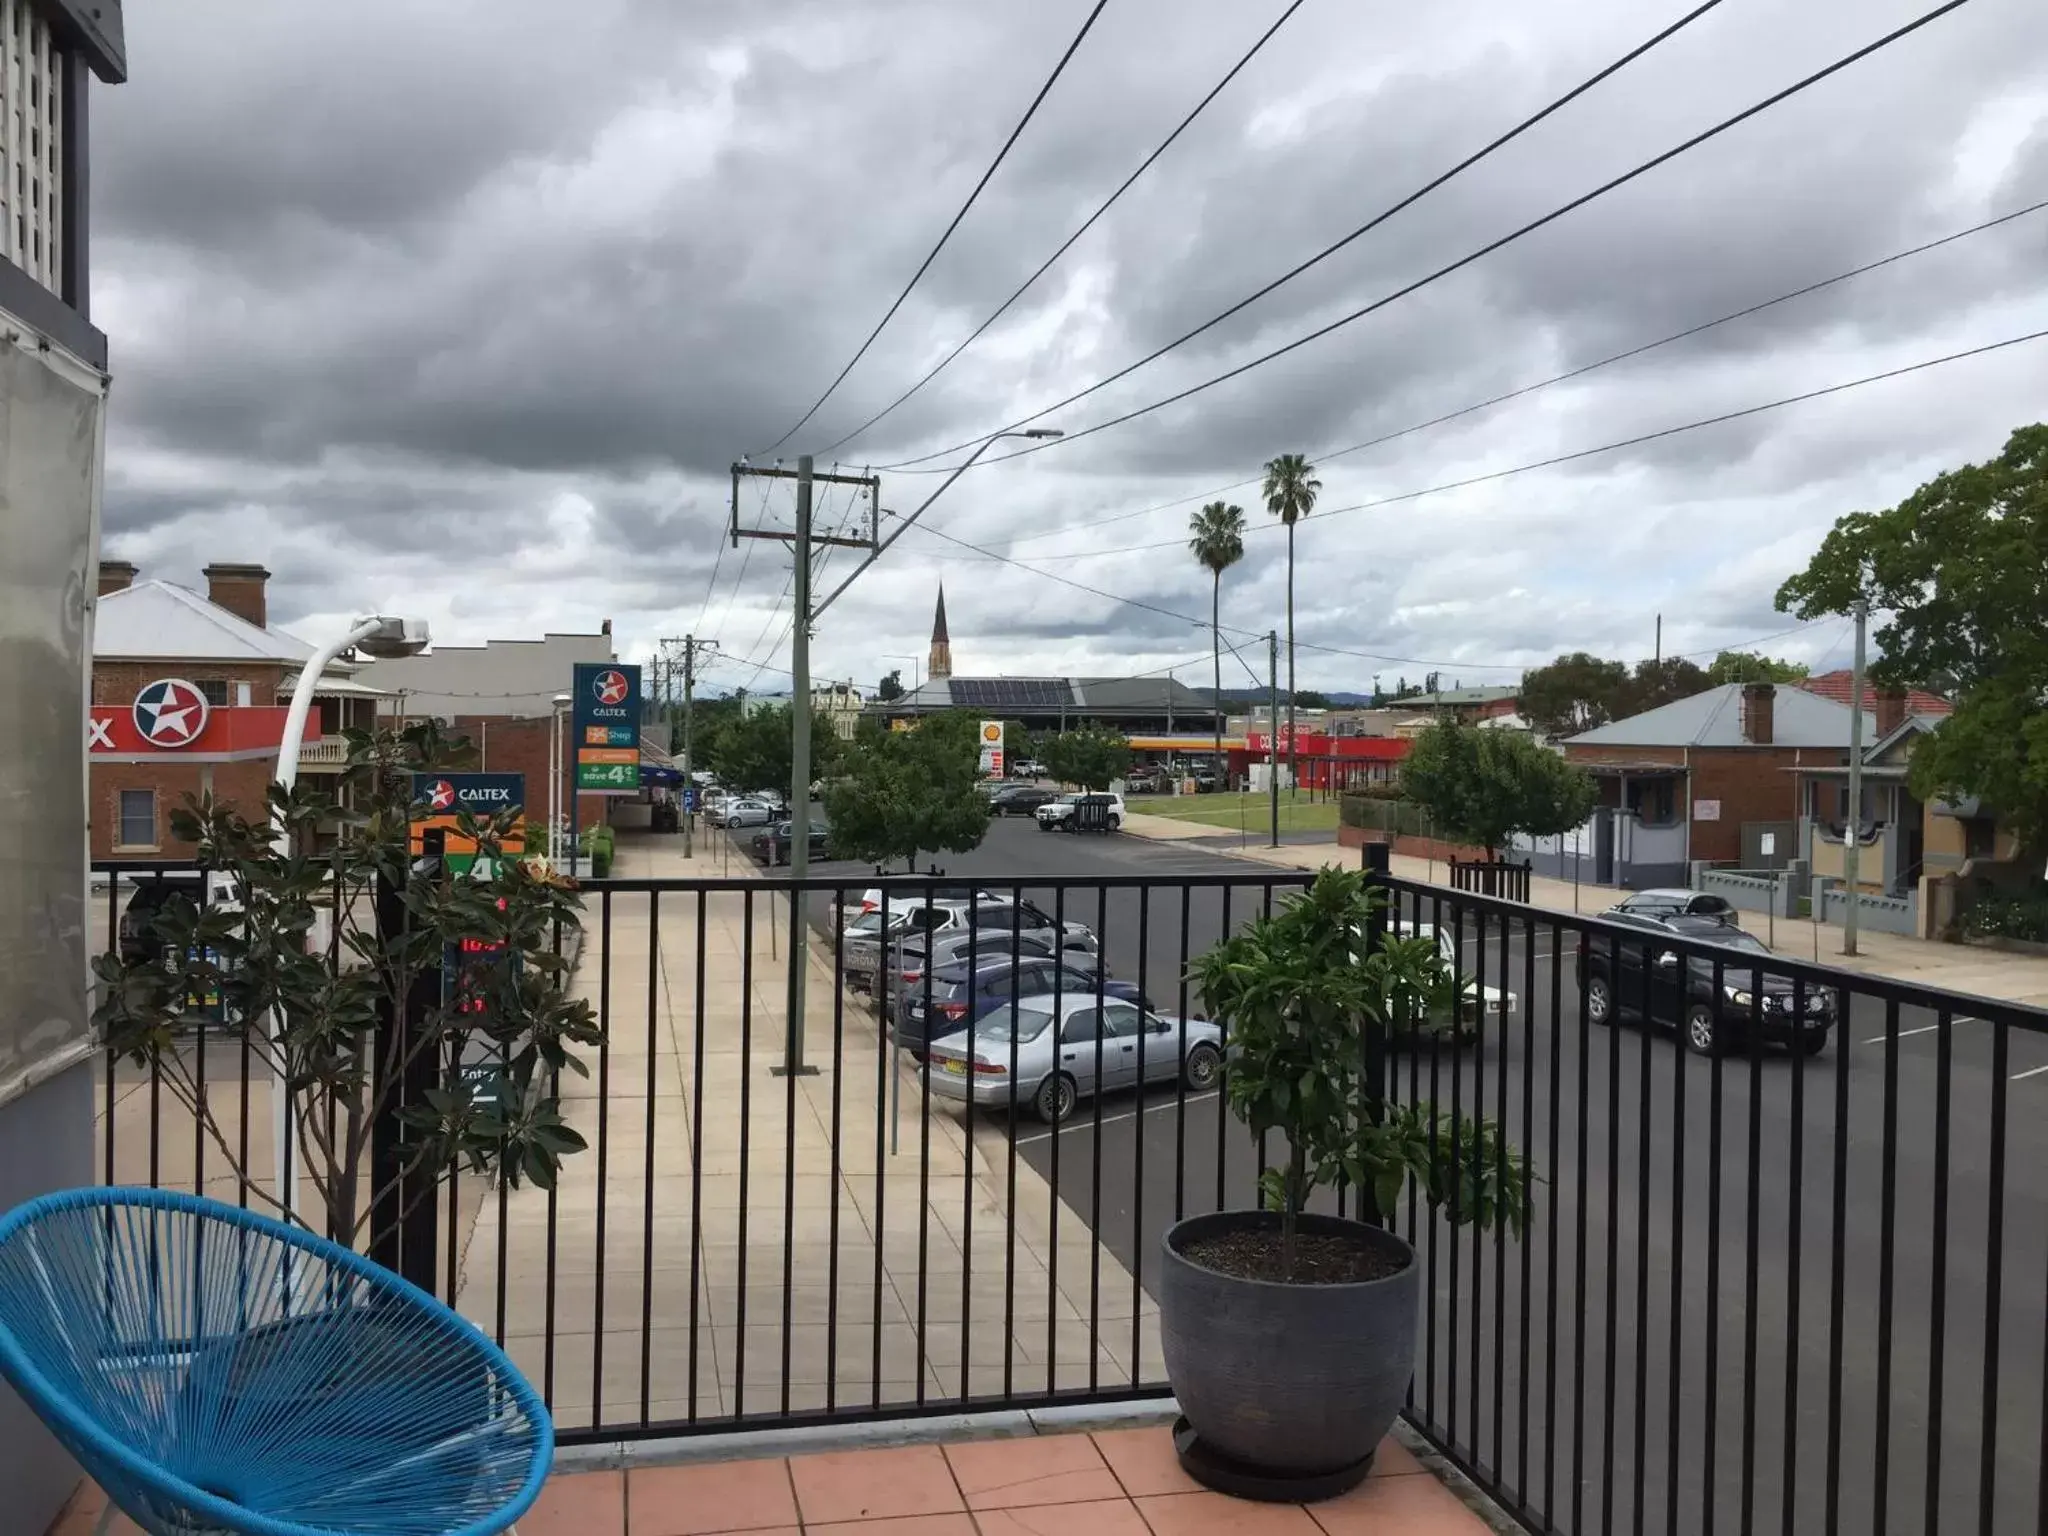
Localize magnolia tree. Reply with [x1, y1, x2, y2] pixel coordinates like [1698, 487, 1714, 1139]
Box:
[92, 721, 602, 1243]
[1190, 868, 1532, 1277]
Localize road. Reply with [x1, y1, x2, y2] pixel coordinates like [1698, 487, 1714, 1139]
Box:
[907, 819, 2048, 1536]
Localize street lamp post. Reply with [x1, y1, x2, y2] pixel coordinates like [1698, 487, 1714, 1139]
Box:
[548, 692, 572, 865]
[271, 615, 429, 1224]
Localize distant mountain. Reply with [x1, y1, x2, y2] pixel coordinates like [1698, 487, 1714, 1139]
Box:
[1208, 688, 1379, 707]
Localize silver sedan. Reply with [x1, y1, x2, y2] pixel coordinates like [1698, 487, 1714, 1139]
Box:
[922, 993, 1223, 1124]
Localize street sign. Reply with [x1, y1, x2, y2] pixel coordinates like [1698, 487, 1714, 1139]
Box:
[411, 772, 526, 874]
[572, 663, 643, 794]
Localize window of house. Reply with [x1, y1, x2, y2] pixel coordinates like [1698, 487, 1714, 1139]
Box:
[1964, 817, 1997, 860]
[117, 789, 157, 848]
[195, 679, 230, 707]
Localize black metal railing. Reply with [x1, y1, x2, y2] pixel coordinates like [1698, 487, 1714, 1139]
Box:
[87, 856, 2048, 1534]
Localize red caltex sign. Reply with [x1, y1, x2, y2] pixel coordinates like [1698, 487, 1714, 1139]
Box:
[88, 678, 313, 763]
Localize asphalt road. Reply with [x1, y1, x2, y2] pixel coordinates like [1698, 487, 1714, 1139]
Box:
[913, 820, 2048, 1536]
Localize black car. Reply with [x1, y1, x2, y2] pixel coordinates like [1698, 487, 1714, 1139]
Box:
[893, 955, 1150, 1054]
[1609, 888, 1739, 924]
[751, 820, 830, 865]
[1577, 912, 1834, 1056]
[117, 877, 204, 962]
[989, 786, 1057, 817]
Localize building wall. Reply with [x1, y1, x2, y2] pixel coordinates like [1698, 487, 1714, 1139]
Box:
[456, 715, 614, 837]
[92, 657, 284, 707]
[89, 755, 275, 860]
[358, 633, 615, 720]
[1684, 748, 1835, 864]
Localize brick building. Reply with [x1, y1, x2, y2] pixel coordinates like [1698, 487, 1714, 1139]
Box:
[1558, 681, 1874, 884]
[355, 631, 622, 845]
[89, 562, 380, 860]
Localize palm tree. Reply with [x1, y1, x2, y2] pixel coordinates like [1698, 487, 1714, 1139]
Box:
[1187, 501, 1246, 779]
[1261, 453, 1321, 791]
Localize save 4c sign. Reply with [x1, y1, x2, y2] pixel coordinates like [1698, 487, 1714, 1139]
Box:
[572, 662, 642, 794]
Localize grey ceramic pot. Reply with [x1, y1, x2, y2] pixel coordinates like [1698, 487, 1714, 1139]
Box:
[1159, 1210, 1419, 1480]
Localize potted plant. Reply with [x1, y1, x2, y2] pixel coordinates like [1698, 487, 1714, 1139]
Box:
[1167, 866, 1531, 1500]
[92, 719, 604, 1247]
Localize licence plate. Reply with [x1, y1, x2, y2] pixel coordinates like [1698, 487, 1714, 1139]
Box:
[939, 1058, 967, 1076]
[908, 998, 924, 1016]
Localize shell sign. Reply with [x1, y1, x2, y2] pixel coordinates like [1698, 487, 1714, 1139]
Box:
[978, 719, 1004, 778]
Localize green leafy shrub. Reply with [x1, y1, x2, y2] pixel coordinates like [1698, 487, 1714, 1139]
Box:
[1961, 891, 2048, 942]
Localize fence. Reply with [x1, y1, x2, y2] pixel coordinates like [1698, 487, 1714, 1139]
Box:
[1447, 857, 1532, 903]
[88, 858, 2048, 1534]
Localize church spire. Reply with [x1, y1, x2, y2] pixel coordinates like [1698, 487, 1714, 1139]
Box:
[928, 584, 952, 680]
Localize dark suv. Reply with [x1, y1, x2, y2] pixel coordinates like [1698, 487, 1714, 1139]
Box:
[894, 956, 1150, 1054]
[1577, 911, 1835, 1056]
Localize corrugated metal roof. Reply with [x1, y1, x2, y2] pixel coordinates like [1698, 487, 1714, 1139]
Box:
[94, 581, 313, 663]
[1567, 682, 1874, 749]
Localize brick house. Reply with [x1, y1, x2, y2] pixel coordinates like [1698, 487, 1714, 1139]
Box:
[1555, 682, 1874, 887]
[89, 562, 381, 860]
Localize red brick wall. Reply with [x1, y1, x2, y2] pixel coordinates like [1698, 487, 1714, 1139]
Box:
[453, 715, 614, 838]
[91, 756, 274, 860]
[93, 660, 285, 708]
[1683, 748, 1827, 864]
[1338, 825, 1492, 862]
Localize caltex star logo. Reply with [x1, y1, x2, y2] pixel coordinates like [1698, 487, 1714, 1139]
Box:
[594, 669, 630, 706]
[132, 679, 210, 749]
[429, 780, 458, 812]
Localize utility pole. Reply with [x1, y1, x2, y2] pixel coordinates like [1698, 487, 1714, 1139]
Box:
[1654, 613, 1662, 667]
[1267, 630, 1280, 849]
[1842, 597, 1868, 956]
[672, 635, 718, 857]
[730, 456, 879, 1075]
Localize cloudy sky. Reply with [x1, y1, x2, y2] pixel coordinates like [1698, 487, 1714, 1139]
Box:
[94, 0, 2048, 698]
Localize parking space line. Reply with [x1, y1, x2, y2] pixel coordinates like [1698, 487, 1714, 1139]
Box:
[1012, 1089, 1220, 1144]
[1863, 1023, 1944, 1045]
[2011, 1063, 2048, 1082]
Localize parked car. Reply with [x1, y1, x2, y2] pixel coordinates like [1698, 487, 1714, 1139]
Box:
[1123, 766, 1163, 795]
[841, 894, 1038, 992]
[1577, 911, 1835, 1056]
[894, 955, 1152, 1054]
[889, 922, 1103, 991]
[989, 786, 1057, 817]
[1035, 792, 1125, 832]
[871, 898, 1100, 1002]
[118, 876, 208, 963]
[1608, 888, 1739, 924]
[713, 797, 774, 828]
[750, 820, 830, 865]
[1011, 758, 1046, 779]
[752, 788, 788, 812]
[924, 994, 1223, 1123]
[1388, 919, 1519, 1044]
[1187, 765, 1224, 793]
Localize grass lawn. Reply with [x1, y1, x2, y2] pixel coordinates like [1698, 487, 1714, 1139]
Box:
[1129, 790, 1339, 835]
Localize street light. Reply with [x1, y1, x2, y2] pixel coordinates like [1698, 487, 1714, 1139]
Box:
[549, 692, 572, 865]
[271, 615, 429, 1224]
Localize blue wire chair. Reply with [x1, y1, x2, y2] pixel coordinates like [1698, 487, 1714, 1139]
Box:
[0, 1187, 551, 1536]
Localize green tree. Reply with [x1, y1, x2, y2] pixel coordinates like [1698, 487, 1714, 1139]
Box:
[1041, 726, 1133, 791]
[1188, 500, 1247, 775]
[1262, 453, 1321, 788]
[702, 703, 840, 794]
[1292, 689, 1331, 710]
[875, 669, 904, 702]
[1190, 867, 1532, 1270]
[1776, 422, 2048, 852]
[1622, 656, 1710, 716]
[823, 711, 989, 871]
[1519, 652, 1630, 739]
[1399, 717, 1599, 858]
[1705, 650, 1809, 686]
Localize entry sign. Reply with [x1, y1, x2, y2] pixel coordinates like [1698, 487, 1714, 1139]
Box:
[978, 719, 1004, 778]
[573, 663, 643, 794]
[411, 773, 526, 875]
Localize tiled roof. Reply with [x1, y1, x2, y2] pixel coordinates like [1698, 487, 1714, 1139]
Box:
[1796, 670, 1953, 716]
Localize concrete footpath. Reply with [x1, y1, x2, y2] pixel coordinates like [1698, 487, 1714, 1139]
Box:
[1188, 832, 2048, 1009]
[452, 836, 1158, 1430]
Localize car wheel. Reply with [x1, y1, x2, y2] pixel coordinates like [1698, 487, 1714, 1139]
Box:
[1108, 815, 1121, 831]
[1182, 1042, 1222, 1091]
[1685, 1004, 1722, 1057]
[1799, 1030, 1829, 1058]
[1035, 1073, 1078, 1125]
[1586, 975, 1614, 1026]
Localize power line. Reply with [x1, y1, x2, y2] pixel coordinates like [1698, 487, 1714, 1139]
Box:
[753, 0, 1113, 457]
[707, 474, 774, 643]
[875, 0, 1733, 471]
[815, 0, 1308, 459]
[919, 324, 2048, 563]
[985, 195, 2048, 553]
[879, 323, 2048, 661]
[884, 0, 1974, 477]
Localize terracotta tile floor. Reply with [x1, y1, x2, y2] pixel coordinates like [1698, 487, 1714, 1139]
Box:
[44, 1423, 1488, 1535]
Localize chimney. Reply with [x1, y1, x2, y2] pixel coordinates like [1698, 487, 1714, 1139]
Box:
[1874, 687, 1909, 739]
[601, 619, 612, 636]
[203, 563, 271, 629]
[97, 560, 138, 595]
[1740, 682, 1775, 746]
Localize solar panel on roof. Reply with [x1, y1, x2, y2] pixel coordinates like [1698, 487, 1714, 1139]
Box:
[949, 678, 1070, 710]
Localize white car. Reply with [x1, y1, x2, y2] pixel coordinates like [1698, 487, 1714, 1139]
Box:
[714, 797, 774, 828]
[1389, 919, 1519, 1044]
[1035, 793, 1125, 832]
